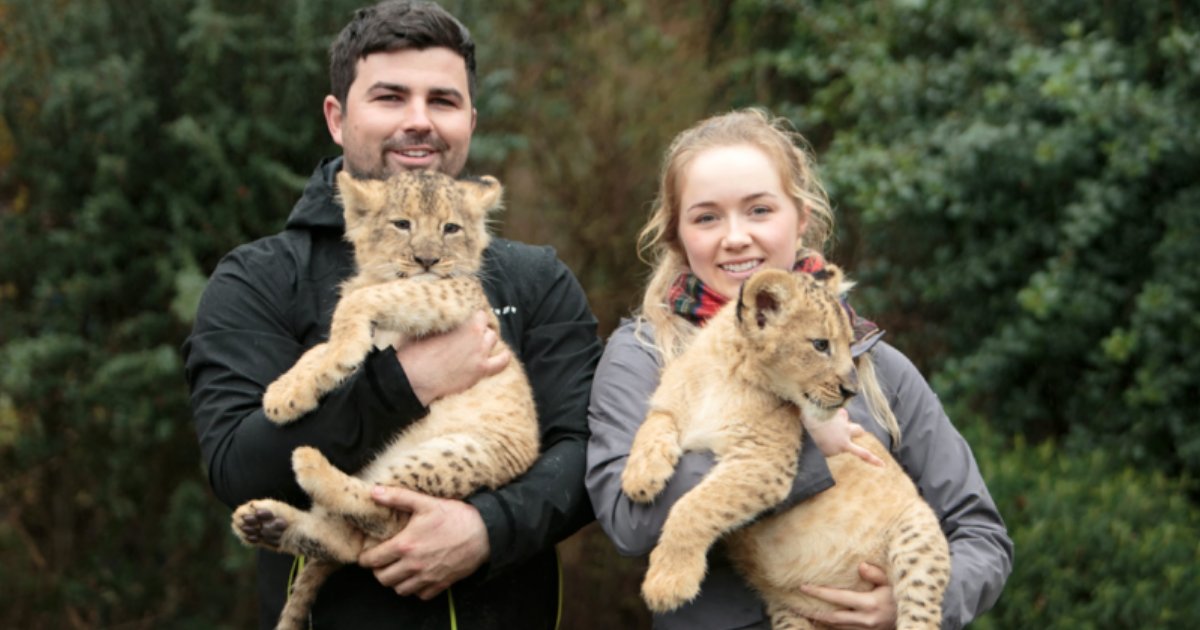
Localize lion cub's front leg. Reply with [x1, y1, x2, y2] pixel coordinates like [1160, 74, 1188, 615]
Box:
[262, 291, 379, 424]
[263, 278, 481, 424]
[641, 443, 798, 613]
[262, 344, 328, 422]
[622, 410, 683, 503]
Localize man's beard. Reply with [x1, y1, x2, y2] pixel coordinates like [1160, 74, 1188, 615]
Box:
[345, 131, 452, 180]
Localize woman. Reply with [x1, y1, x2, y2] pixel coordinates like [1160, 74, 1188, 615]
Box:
[585, 109, 1012, 630]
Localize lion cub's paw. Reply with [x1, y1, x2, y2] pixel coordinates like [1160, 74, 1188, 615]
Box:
[291, 447, 337, 495]
[621, 451, 677, 503]
[231, 499, 298, 552]
[641, 545, 707, 612]
[262, 374, 319, 424]
[326, 338, 371, 375]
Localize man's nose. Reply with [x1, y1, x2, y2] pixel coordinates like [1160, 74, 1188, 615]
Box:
[403, 100, 433, 131]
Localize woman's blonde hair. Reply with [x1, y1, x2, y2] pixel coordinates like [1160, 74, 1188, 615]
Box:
[635, 108, 900, 444]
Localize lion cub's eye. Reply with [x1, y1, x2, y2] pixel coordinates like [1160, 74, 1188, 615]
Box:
[392, 219, 411, 230]
[812, 339, 830, 353]
[443, 223, 462, 235]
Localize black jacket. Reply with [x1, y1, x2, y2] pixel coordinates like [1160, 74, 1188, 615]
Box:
[183, 157, 602, 629]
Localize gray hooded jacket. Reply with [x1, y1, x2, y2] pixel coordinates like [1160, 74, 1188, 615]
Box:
[586, 319, 1013, 629]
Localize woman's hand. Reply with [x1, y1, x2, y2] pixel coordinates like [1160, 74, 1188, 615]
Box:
[805, 409, 885, 467]
[799, 563, 898, 629]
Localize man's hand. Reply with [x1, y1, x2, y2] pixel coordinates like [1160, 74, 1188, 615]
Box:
[799, 563, 898, 629]
[806, 409, 886, 467]
[396, 310, 510, 407]
[358, 486, 490, 600]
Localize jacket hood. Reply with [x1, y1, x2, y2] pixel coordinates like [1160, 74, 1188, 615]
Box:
[285, 156, 345, 231]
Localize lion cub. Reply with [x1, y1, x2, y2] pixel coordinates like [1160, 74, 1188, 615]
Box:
[232, 170, 540, 630]
[622, 267, 949, 630]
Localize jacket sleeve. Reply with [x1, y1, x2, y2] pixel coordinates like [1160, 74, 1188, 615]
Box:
[183, 241, 426, 508]
[585, 322, 835, 556]
[464, 252, 602, 578]
[875, 343, 1014, 629]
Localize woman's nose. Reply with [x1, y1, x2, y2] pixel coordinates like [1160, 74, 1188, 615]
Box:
[722, 216, 751, 248]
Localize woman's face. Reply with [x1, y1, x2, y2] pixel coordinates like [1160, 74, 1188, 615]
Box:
[676, 144, 806, 300]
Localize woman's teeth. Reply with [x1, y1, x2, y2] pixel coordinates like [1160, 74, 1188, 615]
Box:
[721, 260, 760, 273]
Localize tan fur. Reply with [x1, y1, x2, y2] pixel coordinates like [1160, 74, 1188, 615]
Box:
[231, 171, 540, 630]
[622, 267, 949, 629]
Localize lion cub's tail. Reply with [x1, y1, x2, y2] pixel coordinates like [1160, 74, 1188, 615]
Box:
[275, 559, 338, 630]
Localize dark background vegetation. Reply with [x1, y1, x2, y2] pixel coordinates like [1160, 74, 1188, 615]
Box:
[2, 0, 1198, 627]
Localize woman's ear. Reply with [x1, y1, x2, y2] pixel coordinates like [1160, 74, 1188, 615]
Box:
[794, 202, 811, 251]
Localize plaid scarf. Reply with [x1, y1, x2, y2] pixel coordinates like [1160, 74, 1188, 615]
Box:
[666, 253, 883, 353]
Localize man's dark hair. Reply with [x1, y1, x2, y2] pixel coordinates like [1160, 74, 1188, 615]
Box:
[329, 0, 477, 106]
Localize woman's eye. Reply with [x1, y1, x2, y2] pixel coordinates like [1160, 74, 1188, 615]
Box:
[443, 223, 462, 234]
[392, 219, 411, 230]
[750, 205, 771, 215]
[812, 339, 830, 353]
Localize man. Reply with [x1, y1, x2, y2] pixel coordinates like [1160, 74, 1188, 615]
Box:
[182, 2, 601, 627]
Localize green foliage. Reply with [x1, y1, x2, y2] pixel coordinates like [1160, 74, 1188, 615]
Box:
[964, 423, 1200, 628]
[0, 0, 361, 625]
[722, 0, 1200, 477]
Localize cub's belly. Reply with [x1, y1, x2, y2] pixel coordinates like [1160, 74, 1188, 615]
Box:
[732, 498, 890, 592]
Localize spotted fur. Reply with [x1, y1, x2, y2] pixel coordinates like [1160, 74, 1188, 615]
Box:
[232, 170, 540, 630]
[622, 267, 949, 629]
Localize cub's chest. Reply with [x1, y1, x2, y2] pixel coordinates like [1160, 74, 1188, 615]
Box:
[673, 377, 787, 454]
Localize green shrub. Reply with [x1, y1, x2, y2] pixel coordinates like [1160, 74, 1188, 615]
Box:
[965, 422, 1200, 628]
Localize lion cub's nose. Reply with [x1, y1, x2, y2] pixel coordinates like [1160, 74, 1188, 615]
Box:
[414, 256, 440, 271]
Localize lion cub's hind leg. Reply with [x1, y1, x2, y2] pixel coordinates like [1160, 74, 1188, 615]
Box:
[886, 503, 951, 630]
[291, 447, 405, 540]
[231, 499, 364, 563]
[766, 602, 818, 630]
[365, 433, 512, 500]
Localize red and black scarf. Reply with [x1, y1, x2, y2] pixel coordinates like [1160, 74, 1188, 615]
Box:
[666, 253, 883, 352]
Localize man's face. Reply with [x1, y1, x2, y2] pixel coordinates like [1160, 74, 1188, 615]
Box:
[325, 47, 475, 179]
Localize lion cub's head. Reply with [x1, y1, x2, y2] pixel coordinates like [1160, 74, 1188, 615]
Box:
[734, 266, 858, 422]
[336, 170, 503, 283]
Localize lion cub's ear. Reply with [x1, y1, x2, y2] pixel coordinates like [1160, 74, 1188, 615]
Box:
[336, 171, 387, 229]
[458, 175, 504, 218]
[737, 269, 796, 331]
[810, 262, 856, 297]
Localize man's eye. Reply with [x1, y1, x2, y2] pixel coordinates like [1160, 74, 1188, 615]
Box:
[443, 223, 462, 234]
[392, 220, 411, 230]
[812, 339, 830, 353]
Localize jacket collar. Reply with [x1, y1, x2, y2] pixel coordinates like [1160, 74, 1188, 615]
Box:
[285, 156, 345, 231]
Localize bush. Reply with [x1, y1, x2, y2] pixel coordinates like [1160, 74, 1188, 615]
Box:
[965, 422, 1200, 628]
[0, 0, 358, 625]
